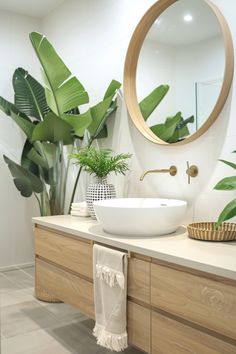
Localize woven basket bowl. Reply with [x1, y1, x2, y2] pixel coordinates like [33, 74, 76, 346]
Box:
[187, 222, 236, 242]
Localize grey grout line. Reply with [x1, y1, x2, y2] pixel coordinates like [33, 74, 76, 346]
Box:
[20, 267, 35, 279]
[1, 267, 34, 283]
[1, 270, 25, 283]
[0, 270, 35, 298]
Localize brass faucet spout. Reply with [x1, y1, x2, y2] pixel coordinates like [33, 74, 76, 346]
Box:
[140, 165, 177, 181]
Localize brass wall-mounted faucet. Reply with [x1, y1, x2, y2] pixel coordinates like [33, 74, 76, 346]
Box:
[186, 161, 198, 184]
[140, 165, 177, 181]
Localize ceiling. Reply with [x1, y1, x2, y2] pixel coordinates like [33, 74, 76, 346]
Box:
[147, 0, 222, 45]
[0, 0, 65, 18]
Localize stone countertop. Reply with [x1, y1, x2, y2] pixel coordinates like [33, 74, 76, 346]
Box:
[33, 215, 236, 281]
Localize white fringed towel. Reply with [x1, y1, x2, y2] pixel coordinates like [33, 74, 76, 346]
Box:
[93, 244, 128, 352]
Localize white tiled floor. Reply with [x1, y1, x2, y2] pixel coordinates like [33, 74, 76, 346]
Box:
[0, 267, 143, 354]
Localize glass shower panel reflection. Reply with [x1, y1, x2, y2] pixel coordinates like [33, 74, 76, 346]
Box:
[195, 78, 222, 130]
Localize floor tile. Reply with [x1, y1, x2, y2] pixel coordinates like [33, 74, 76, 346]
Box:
[1, 301, 59, 338]
[0, 275, 21, 293]
[0, 288, 34, 307]
[1, 329, 72, 354]
[3, 270, 34, 289]
[46, 321, 101, 354]
[23, 288, 86, 320]
[21, 267, 35, 278]
[43, 302, 87, 322]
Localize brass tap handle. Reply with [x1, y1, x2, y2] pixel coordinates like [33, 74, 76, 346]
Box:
[169, 165, 177, 176]
[186, 161, 198, 184]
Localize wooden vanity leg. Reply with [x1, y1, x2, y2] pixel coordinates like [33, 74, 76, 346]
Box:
[34, 259, 62, 303]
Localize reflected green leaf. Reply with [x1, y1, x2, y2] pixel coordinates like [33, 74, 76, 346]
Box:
[139, 85, 169, 121]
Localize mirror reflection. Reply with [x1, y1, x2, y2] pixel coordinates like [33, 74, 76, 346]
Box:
[136, 0, 225, 143]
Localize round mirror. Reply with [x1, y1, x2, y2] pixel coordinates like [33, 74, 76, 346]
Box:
[124, 0, 234, 145]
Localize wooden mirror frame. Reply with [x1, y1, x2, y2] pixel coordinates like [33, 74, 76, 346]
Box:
[124, 0, 234, 146]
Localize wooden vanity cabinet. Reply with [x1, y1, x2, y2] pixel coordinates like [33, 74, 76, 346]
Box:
[34, 225, 236, 354]
[34, 225, 151, 352]
[151, 261, 236, 354]
[152, 311, 236, 354]
[151, 261, 236, 341]
[127, 255, 151, 303]
[35, 227, 93, 279]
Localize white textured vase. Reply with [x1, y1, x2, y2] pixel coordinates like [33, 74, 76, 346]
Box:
[86, 177, 116, 219]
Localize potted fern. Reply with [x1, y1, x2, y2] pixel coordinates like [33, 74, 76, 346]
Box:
[70, 147, 131, 218]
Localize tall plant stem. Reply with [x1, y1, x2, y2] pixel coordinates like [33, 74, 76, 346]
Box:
[34, 193, 42, 215]
[68, 165, 83, 213]
[40, 186, 51, 216]
[38, 165, 51, 216]
[57, 141, 65, 214]
[63, 145, 73, 214]
[68, 138, 94, 213]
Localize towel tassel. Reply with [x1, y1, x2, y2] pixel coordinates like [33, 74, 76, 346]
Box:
[93, 324, 128, 352]
[96, 264, 125, 289]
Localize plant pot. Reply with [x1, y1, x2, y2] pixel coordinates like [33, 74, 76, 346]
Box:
[86, 177, 116, 219]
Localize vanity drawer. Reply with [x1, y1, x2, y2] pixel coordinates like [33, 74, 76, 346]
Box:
[36, 258, 94, 319]
[128, 257, 150, 304]
[128, 301, 150, 353]
[151, 263, 236, 340]
[152, 311, 236, 354]
[35, 227, 93, 279]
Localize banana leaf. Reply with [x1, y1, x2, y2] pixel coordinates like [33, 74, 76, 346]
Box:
[88, 80, 121, 139]
[0, 97, 35, 140]
[176, 115, 194, 130]
[27, 147, 50, 170]
[103, 80, 121, 100]
[4, 155, 43, 197]
[40, 142, 57, 169]
[214, 176, 236, 190]
[150, 113, 194, 143]
[168, 115, 194, 143]
[21, 139, 40, 177]
[218, 159, 236, 170]
[13, 68, 50, 121]
[150, 112, 182, 142]
[0, 96, 27, 118]
[63, 109, 93, 137]
[215, 199, 236, 228]
[95, 125, 108, 139]
[30, 32, 89, 117]
[139, 85, 169, 121]
[31, 112, 73, 144]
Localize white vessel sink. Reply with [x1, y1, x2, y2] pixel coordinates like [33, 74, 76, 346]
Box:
[93, 198, 187, 236]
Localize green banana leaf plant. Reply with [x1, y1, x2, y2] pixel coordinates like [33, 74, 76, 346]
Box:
[150, 113, 194, 143]
[0, 32, 121, 216]
[214, 152, 236, 228]
[139, 85, 194, 143]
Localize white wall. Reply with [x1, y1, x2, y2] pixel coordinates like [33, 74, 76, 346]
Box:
[0, 10, 41, 269]
[42, 0, 236, 225]
[1, 0, 236, 268]
[175, 35, 224, 133]
[136, 40, 176, 127]
[136, 35, 224, 133]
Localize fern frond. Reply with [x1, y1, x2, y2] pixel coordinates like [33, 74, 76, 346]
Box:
[70, 147, 131, 178]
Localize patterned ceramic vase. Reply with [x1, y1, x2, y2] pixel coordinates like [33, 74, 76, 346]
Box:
[86, 177, 116, 219]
